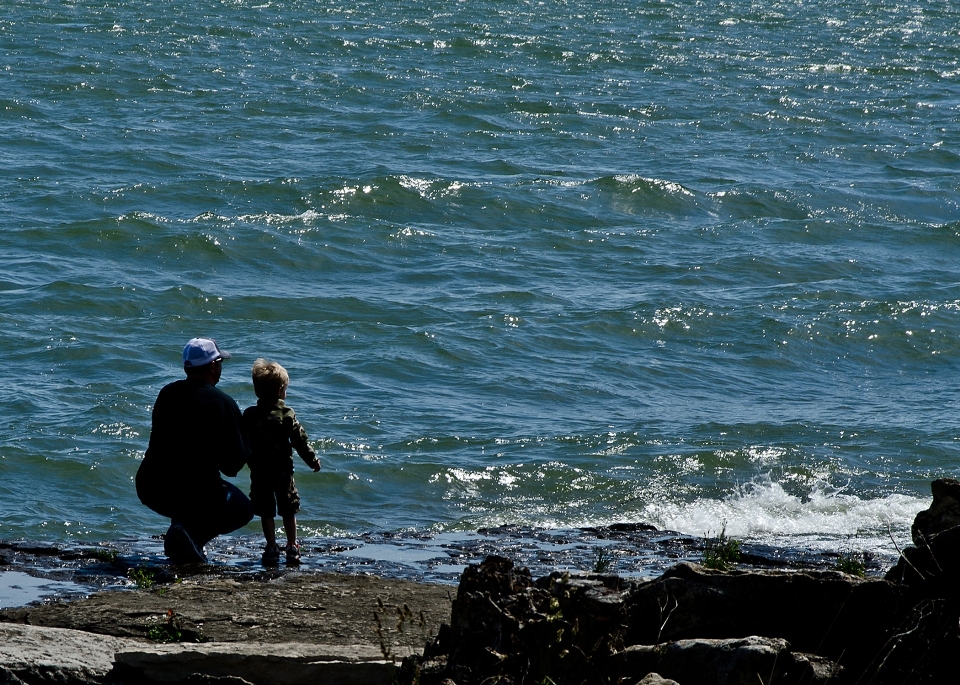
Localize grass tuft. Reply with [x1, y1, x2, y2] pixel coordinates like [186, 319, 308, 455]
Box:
[128, 565, 156, 590]
[591, 546, 615, 573]
[702, 522, 741, 571]
[94, 548, 119, 563]
[146, 609, 203, 643]
[835, 553, 866, 577]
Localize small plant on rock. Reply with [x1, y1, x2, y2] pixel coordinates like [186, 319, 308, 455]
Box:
[146, 609, 204, 643]
[702, 523, 741, 571]
[94, 548, 119, 563]
[128, 565, 156, 590]
[373, 598, 394, 662]
[835, 553, 866, 577]
[591, 546, 615, 573]
[147, 610, 182, 642]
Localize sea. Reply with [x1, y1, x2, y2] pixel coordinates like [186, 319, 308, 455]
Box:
[2, 0, 960, 599]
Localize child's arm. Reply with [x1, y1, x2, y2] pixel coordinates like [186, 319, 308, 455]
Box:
[287, 410, 321, 472]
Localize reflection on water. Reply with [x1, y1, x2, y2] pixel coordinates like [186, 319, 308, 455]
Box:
[0, 571, 85, 609]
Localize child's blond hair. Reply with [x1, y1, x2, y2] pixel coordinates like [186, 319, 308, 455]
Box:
[251, 358, 289, 399]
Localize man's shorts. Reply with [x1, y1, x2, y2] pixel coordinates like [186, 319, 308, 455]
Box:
[249, 470, 301, 519]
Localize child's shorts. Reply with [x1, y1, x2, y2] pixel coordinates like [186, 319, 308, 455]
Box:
[250, 470, 301, 519]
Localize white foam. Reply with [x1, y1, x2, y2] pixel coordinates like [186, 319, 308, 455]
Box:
[643, 475, 927, 557]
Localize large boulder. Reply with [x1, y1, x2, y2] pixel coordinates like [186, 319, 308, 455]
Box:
[885, 524, 960, 592]
[911, 478, 960, 545]
[625, 562, 903, 674]
[886, 479, 960, 596]
[408, 556, 631, 685]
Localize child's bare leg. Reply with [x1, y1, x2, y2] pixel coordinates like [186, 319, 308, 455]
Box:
[282, 514, 297, 548]
[261, 517, 277, 547]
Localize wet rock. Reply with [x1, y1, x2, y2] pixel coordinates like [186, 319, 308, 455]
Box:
[887, 479, 960, 597]
[457, 555, 533, 598]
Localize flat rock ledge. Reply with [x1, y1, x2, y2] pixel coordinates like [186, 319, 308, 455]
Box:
[0, 623, 135, 685]
[0, 623, 411, 685]
[117, 641, 410, 685]
[0, 571, 451, 685]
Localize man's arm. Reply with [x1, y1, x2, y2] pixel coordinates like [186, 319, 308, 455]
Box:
[216, 394, 252, 477]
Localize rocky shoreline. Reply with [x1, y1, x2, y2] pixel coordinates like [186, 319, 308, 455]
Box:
[395, 478, 960, 684]
[0, 518, 897, 606]
[3, 480, 958, 684]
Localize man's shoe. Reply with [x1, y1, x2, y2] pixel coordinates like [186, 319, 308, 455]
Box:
[261, 543, 281, 566]
[285, 543, 301, 565]
[164, 524, 207, 565]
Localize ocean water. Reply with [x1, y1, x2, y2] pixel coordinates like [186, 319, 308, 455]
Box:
[3, 0, 960, 569]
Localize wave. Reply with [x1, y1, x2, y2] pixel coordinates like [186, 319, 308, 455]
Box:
[645, 474, 926, 557]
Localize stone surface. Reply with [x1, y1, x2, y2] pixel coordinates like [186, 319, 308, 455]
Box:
[635, 675, 680, 685]
[426, 558, 632, 685]
[854, 597, 960, 685]
[0, 623, 413, 685]
[886, 521, 960, 597]
[0, 623, 418, 685]
[0, 623, 141, 684]
[0, 572, 454, 684]
[886, 480, 960, 602]
[889, 480, 960, 604]
[114, 642, 405, 685]
[407, 557, 846, 685]
[0, 572, 452, 655]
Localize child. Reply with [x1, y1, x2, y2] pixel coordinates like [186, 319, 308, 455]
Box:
[243, 358, 321, 564]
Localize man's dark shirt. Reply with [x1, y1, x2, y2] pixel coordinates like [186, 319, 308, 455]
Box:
[136, 377, 250, 515]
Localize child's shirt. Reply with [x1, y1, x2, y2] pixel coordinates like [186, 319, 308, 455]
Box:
[242, 398, 320, 475]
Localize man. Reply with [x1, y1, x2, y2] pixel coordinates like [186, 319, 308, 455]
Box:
[136, 337, 254, 564]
